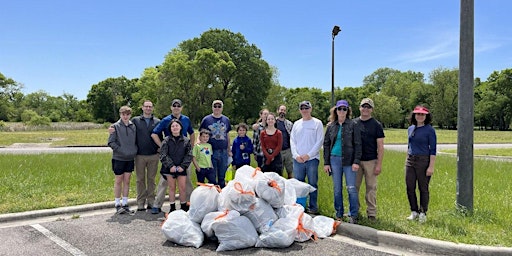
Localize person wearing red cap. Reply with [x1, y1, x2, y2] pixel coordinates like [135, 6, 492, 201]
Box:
[405, 105, 437, 223]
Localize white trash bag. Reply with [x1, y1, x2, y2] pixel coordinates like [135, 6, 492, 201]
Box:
[233, 165, 264, 189]
[286, 178, 317, 198]
[254, 172, 286, 208]
[217, 180, 257, 214]
[161, 210, 204, 248]
[313, 215, 337, 238]
[212, 215, 259, 252]
[201, 210, 240, 239]
[255, 216, 298, 248]
[188, 183, 220, 223]
[242, 197, 278, 233]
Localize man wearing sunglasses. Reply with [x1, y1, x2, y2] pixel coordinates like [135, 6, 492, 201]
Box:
[150, 99, 195, 214]
[290, 100, 324, 214]
[353, 98, 385, 221]
[199, 100, 232, 188]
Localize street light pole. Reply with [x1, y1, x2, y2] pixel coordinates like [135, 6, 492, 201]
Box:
[331, 25, 341, 106]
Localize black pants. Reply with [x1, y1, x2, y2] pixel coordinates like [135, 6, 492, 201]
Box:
[405, 155, 431, 213]
[262, 153, 283, 176]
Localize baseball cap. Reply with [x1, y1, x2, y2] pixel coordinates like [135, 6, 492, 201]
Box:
[336, 100, 349, 108]
[212, 100, 224, 107]
[171, 99, 182, 106]
[360, 98, 374, 108]
[299, 101, 312, 109]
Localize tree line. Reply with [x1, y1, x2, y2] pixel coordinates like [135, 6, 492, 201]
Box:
[1, 29, 511, 130]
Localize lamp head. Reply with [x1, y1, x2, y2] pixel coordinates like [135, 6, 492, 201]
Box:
[332, 25, 341, 37]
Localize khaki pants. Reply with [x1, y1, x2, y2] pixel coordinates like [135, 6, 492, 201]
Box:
[154, 165, 193, 208]
[356, 160, 378, 217]
[135, 154, 159, 209]
[280, 148, 294, 178]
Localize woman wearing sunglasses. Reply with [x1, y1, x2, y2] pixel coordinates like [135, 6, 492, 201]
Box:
[323, 100, 362, 223]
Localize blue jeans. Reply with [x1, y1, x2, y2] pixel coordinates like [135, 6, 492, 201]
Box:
[293, 158, 319, 212]
[212, 149, 228, 188]
[330, 156, 359, 218]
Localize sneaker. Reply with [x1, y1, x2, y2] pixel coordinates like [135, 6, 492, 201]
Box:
[348, 216, 358, 224]
[169, 203, 176, 213]
[151, 207, 162, 214]
[406, 211, 419, 220]
[419, 212, 427, 223]
[137, 207, 146, 212]
[115, 204, 124, 214]
[306, 208, 319, 215]
[368, 216, 377, 222]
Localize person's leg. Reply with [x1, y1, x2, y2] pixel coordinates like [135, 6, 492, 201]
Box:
[415, 156, 431, 214]
[305, 159, 319, 212]
[153, 175, 167, 209]
[177, 176, 187, 203]
[185, 165, 193, 202]
[293, 159, 306, 182]
[122, 172, 131, 198]
[281, 149, 294, 178]
[205, 168, 217, 185]
[405, 156, 419, 213]
[167, 175, 176, 212]
[214, 149, 228, 188]
[344, 165, 359, 218]
[363, 160, 378, 217]
[146, 154, 159, 208]
[330, 156, 344, 218]
[355, 161, 367, 212]
[114, 175, 123, 201]
[135, 155, 146, 209]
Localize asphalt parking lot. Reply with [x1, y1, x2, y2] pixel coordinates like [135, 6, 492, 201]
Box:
[0, 206, 403, 256]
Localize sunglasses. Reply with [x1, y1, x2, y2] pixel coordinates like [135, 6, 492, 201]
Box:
[361, 104, 372, 109]
[300, 107, 310, 110]
[213, 104, 222, 108]
[172, 104, 181, 108]
[336, 107, 348, 111]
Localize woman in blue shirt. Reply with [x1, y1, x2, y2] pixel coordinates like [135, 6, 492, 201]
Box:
[405, 106, 436, 223]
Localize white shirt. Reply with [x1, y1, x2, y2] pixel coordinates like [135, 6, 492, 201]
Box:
[290, 117, 324, 160]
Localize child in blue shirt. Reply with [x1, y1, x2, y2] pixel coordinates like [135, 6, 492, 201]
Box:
[231, 123, 254, 169]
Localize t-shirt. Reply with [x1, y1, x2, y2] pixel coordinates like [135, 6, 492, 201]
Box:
[199, 114, 231, 151]
[355, 117, 385, 161]
[193, 143, 213, 168]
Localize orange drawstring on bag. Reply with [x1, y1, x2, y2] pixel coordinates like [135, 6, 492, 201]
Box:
[296, 212, 318, 241]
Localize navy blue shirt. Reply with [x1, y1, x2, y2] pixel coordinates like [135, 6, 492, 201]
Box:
[407, 124, 437, 156]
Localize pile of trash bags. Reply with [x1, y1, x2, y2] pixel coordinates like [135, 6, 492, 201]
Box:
[161, 165, 340, 252]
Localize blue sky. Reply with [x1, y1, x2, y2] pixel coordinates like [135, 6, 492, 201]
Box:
[1, 1, 511, 100]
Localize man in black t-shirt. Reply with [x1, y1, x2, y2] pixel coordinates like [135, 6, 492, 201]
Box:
[353, 98, 385, 221]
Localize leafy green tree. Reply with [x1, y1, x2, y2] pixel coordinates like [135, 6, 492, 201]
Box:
[428, 68, 458, 129]
[0, 72, 23, 121]
[484, 69, 512, 130]
[370, 93, 403, 127]
[158, 29, 273, 124]
[87, 76, 137, 123]
[379, 71, 425, 127]
[361, 67, 401, 95]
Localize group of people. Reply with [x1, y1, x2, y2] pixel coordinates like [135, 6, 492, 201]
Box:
[107, 97, 437, 224]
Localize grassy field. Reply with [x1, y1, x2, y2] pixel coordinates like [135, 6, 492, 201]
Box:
[2, 127, 512, 147]
[1, 127, 512, 246]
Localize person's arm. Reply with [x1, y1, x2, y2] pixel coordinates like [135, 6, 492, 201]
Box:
[151, 133, 162, 148]
[306, 120, 324, 160]
[159, 138, 174, 170]
[374, 137, 384, 175]
[107, 125, 119, 150]
[323, 125, 332, 166]
[274, 131, 283, 155]
[181, 139, 193, 171]
[260, 131, 271, 164]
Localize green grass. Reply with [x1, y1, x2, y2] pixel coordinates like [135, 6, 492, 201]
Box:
[1, 150, 511, 247]
[2, 127, 512, 246]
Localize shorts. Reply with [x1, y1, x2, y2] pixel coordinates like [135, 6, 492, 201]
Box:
[161, 166, 188, 179]
[111, 159, 135, 175]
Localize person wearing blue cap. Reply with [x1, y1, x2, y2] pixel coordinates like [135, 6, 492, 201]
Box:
[323, 100, 362, 223]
